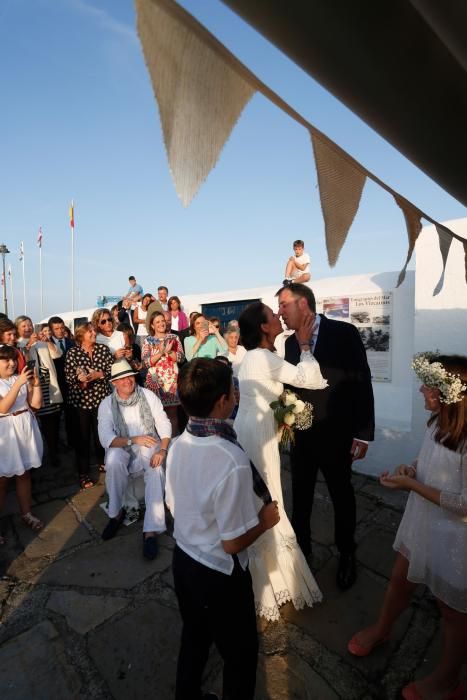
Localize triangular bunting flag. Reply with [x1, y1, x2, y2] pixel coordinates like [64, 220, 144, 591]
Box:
[395, 195, 423, 287]
[310, 131, 366, 266]
[433, 224, 454, 296]
[136, 0, 255, 206]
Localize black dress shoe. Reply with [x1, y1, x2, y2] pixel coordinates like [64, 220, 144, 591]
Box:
[102, 509, 125, 541]
[336, 552, 357, 590]
[143, 534, 159, 560]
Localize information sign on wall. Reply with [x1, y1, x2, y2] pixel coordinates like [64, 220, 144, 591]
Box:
[317, 292, 393, 382]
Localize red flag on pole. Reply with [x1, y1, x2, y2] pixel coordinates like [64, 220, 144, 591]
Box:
[69, 201, 74, 230]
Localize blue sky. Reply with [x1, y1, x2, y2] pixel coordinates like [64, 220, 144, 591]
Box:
[1, 0, 465, 321]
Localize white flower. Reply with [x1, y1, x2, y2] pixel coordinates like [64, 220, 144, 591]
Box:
[283, 392, 296, 407]
[283, 412, 296, 426]
[292, 399, 305, 414]
[412, 352, 467, 405]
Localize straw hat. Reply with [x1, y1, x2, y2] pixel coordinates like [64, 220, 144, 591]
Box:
[110, 359, 138, 381]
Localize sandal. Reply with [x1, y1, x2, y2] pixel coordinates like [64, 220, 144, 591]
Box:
[21, 512, 44, 531]
[79, 475, 95, 490]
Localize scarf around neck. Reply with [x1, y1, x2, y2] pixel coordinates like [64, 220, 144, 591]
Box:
[186, 417, 272, 505]
[111, 385, 157, 452]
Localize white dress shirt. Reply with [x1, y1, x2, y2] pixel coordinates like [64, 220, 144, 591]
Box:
[166, 432, 259, 575]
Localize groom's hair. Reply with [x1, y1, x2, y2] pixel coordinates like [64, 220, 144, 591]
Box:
[177, 358, 232, 417]
[275, 283, 316, 312]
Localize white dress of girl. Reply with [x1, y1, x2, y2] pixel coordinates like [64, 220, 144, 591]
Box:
[0, 377, 43, 477]
[393, 424, 467, 613]
[234, 348, 327, 621]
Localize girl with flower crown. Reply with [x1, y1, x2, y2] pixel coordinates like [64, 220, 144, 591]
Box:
[348, 354, 467, 700]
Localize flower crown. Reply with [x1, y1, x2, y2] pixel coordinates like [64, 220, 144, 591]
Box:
[412, 352, 467, 405]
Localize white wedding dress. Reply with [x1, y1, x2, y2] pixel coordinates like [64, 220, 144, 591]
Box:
[234, 347, 328, 621]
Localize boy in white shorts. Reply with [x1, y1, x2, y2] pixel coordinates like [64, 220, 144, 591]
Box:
[283, 239, 311, 284]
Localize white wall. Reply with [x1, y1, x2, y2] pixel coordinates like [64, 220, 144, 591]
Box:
[360, 218, 467, 476]
[42, 218, 467, 478]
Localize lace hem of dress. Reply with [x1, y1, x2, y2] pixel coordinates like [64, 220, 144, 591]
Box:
[255, 588, 322, 622]
[249, 531, 301, 557]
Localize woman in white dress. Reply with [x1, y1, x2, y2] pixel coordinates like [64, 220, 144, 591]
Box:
[348, 353, 467, 700]
[234, 301, 328, 621]
[0, 345, 44, 543]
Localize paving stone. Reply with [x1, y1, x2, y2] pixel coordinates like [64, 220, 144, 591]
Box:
[48, 483, 81, 499]
[357, 527, 397, 579]
[5, 552, 49, 583]
[40, 530, 172, 589]
[371, 506, 403, 532]
[310, 499, 335, 546]
[352, 473, 370, 492]
[360, 481, 409, 511]
[68, 482, 108, 533]
[355, 492, 378, 522]
[310, 542, 333, 573]
[256, 652, 338, 699]
[0, 581, 11, 605]
[2, 491, 21, 516]
[15, 501, 92, 558]
[47, 590, 129, 634]
[282, 558, 412, 676]
[0, 620, 82, 699]
[87, 600, 180, 699]
[285, 621, 372, 699]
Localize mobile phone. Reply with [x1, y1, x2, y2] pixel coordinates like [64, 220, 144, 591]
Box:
[202, 320, 209, 332]
[26, 360, 36, 372]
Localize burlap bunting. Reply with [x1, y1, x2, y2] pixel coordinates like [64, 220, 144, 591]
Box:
[135, 0, 466, 292]
[136, 0, 255, 206]
[311, 131, 366, 266]
[433, 224, 454, 296]
[394, 195, 423, 287]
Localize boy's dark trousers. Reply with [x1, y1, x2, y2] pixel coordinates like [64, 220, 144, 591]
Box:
[173, 545, 258, 700]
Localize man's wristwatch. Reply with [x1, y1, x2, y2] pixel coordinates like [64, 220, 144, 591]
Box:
[126, 438, 132, 447]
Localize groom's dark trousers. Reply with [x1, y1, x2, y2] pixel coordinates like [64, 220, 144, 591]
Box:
[285, 314, 375, 556]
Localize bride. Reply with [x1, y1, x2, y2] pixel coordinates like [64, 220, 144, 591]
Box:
[234, 301, 327, 621]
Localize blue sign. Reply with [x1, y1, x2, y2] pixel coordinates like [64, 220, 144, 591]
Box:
[201, 298, 259, 331]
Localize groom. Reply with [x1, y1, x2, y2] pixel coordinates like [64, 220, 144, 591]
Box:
[277, 283, 374, 590]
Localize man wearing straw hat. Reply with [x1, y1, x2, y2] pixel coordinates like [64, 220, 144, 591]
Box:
[98, 359, 171, 559]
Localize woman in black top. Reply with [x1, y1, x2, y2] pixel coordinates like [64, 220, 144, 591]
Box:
[64, 322, 112, 488]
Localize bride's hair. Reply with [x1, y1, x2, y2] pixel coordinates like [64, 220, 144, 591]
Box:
[239, 302, 268, 350]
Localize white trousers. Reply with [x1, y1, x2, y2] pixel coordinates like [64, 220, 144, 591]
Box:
[105, 447, 166, 533]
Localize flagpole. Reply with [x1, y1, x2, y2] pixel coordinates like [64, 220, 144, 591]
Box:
[39, 245, 43, 317]
[8, 266, 15, 319]
[20, 241, 27, 314]
[70, 200, 75, 312]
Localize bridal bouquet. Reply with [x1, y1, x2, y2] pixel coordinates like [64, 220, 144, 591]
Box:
[270, 389, 313, 451]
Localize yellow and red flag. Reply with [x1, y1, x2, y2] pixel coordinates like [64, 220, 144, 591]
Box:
[69, 201, 74, 230]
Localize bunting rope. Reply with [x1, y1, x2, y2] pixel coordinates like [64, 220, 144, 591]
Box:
[136, 0, 467, 293]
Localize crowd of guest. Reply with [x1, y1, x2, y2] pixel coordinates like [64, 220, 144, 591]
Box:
[0, 280, 244, 501]
[0, 273, 465, 700]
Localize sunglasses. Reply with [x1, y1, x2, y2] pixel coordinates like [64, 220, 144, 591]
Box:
[99, 318, 112, 325]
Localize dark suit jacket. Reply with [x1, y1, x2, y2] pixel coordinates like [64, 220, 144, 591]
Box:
[52, 337, 75, 398]
[284, 315, 375, 442]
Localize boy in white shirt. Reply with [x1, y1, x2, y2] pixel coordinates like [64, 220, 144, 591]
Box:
[165, 358, 280, 700]
[283, 239, 311, 284]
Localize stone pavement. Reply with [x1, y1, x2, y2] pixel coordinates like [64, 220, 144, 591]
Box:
[0, 455, 466, 700]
